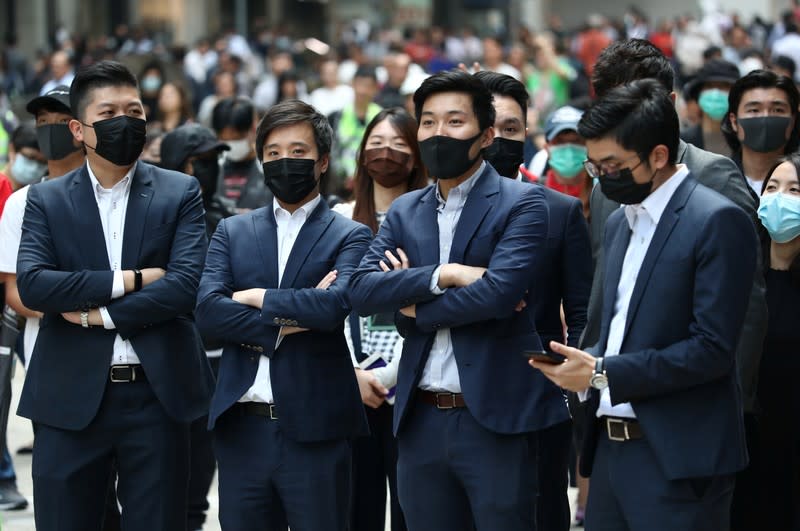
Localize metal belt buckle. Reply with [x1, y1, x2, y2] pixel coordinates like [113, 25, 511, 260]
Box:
[110, 365, 133, 383]
[268, 404, 278, 420]
[435, 393, 457, 410]
[606, 418, 629, 442]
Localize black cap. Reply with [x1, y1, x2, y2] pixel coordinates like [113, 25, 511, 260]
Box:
[26, 85, 72, 116]
[160, 123, 229, 171]
[686, 59, 740, 101]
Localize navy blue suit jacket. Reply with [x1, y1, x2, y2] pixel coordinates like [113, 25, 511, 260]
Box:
[195, 199, 371, 442]
[350, 164, 569, 436]
[581, 175, 756, 480]
[16, 162, 214, 430]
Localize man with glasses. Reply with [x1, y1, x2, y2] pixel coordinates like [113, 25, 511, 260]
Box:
[532, 79, 757, 531]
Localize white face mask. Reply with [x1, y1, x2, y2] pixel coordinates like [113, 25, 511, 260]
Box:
[225, 139, 252, 162]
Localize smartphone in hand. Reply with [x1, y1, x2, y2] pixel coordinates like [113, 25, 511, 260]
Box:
[522, 350, 566, 365]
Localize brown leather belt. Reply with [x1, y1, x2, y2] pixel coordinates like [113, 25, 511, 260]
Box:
[231, 402, 278, 420]
[418, 390, 466, 409]
[109, 365, 147, 383]
[600, 416, 644, 441]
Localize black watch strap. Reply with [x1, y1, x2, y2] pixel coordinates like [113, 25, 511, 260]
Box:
[133, 269, 143, 292]
[595, 357, 604, 375]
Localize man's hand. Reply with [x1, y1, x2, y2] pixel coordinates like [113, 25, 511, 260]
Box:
[61, 309, 103, 327]
[379, 248, 410, 272]
[232, 288, 267, 308]
[399, 305, 416, 318]
[280, 326, 309, 336]
[315, 270, 337, 289]
[530, 341, 596, 393]
[438, 263, 487, 288]
[457, 61, 483, 73]
[355, 368, 389, 408]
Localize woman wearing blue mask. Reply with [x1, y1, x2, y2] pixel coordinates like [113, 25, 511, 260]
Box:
[681, 59, 740, 156]
[755, 153, 800, 529]
[1, 124, 47, 191]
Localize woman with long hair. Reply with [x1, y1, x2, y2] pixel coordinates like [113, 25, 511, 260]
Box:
[155, 81, 194, 133]
[333, 107, 427, 531]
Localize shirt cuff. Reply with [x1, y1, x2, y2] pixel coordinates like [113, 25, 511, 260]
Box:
[429, 265, 446, 295]
[98, 307, 116, 330]
[111, 270, 125, 299]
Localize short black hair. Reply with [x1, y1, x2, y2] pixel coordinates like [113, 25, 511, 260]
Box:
[69, 60, 139, 121]
[473, 70, 529, 124]
[11, 123, 39, 151]
[592, 39, 675, 99]
[413, 69, 495, 131]
[353, 65, 378, 82]
[772, 55, 797, 78]
[579, 79, 679, 165]
[254, 99, 333, 161]
[211, 96, 255, 133]
[721, 69, 800, 154]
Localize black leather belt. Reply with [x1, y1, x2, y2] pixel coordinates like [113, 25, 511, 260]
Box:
[418, 390, 466, 409]
[600, 416, 643, 441]
[231, 402, 278, 420]
[109, 364, 147, 383]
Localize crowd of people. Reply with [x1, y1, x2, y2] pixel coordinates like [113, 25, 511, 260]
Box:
[0, 4, 797, 531]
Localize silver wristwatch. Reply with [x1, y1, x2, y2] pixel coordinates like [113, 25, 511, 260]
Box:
[589, 357, 608, 390]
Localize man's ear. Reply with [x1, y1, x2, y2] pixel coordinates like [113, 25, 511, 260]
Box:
[318, 153, 330, 175]
[650, 144, 670, 170]
[68, 118, 84, 143]
[729, 113, 739, 133]
[480, 126, 495, 149]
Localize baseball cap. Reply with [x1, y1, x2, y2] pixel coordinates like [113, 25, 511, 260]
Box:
[26, 85, 72, 116]
[160, 123, 229, 171]
[544, 106, 584, 142]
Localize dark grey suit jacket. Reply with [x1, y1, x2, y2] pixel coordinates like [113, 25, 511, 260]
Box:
[580, 140, 766, 412]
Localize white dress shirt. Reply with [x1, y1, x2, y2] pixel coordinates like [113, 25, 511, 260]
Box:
[597, 164, 689, 418]
[419, 162, 485, 393]
[86, 162, 139, 366]
[239, 194, 322, 404]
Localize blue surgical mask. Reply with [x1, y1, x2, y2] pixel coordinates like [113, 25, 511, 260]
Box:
[141, 75, 162, 93]
[698, 88, 730, 121]
[758, 192, 800, 243]
[11, 154, 47, 185]
[548, 144, 587, 179]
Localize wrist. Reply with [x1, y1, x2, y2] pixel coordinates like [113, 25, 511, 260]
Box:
[123, 270, 135, 293]
[438, 264, 453, 289]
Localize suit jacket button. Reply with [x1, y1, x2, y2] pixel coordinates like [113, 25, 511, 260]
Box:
[250, 355, 256, 361]
[256, 346, 264, 353]
[273, 317, 280, 325]
[291, 320, 298, 326]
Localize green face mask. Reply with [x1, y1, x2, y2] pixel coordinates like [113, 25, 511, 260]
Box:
[698, 88, 730, 121]
[548, 144, 587, 179]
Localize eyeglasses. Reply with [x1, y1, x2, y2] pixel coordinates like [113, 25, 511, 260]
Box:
[583, 155, 642, 180]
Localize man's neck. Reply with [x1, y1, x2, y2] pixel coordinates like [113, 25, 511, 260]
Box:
[437, 160, 482, 200]
[701, 114, 721, 134]
[88, 154, 133, 189]
[48, 151, 85, 179]
[741, 147, 783, 182]
[354, 99, 371, 117]
[277, 189, 319, 214]
[649, 163, 678, 193]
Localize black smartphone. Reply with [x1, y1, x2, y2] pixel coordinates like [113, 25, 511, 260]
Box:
[522, 350, 566, 365]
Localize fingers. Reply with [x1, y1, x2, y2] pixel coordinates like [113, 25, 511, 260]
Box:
[384, 249, 402, 269]
[396, 248, 410, 269]
[315, 270, 337, 289]
[368, 379, 389, 397]
[379, 260, 390, 272]
[549, 341, 577, 358]
[515, 299, 527, 312]
[364, 392, 386, 409]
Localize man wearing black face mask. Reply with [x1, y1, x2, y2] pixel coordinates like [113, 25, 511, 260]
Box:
[195, 99, 371, 531]
[532, 79, 757, 531]
[476, 69, 592, 531]
[350, 70, 555, 531]
[15, 60, 214, 530]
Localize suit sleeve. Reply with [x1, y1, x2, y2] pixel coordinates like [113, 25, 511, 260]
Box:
[413, 185, 549, 331]
[195, 218, 280, 356]
[259, 224, 372, 331]
[16, 184, 115, 313]
[349, 205, 440, 317]
[696, 154, 757, 218]
[603, 205, 758, 403]
[105, 178, 208, 339]
[562, 199, 591, 348]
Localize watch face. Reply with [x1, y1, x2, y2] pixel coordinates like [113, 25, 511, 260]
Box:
[590, 373, 608, 390]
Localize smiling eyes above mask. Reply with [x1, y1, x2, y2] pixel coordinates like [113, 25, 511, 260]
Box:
[758, 192, 800, 243]
[548, 144, 587, 179]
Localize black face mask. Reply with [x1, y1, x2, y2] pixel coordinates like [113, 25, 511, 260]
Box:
[263, 158, 319, 204]
[598, 162, 653, 205]
[82, 115, 147, 166]
[419, 132, 483, 180]
[738, 116, 792, 153]
[192, 157, 221, 200]
[36, 123, 81, 161]
[484, 137, 524, 178]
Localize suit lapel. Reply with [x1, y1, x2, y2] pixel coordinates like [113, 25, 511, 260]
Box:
[414, 187, 440, 267]
[254, 209, 279, 289]
[622, 177, 697, 341]
[69, 166, 110, 270]
[448, 167, 497, 263]
[121, 164, 154, 269]
[280, 200, 333, 289]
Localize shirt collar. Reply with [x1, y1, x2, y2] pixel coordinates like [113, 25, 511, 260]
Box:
[435, 161, 486, 207]
[273, 193, 322, 220]
[86, 161, 136, 195]
[624, 164, 689, 229]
